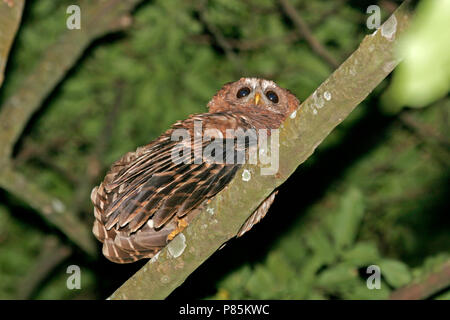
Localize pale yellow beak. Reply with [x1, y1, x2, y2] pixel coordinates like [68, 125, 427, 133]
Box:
[254, 92, 261, 105]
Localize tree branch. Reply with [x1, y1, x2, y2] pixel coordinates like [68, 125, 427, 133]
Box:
[195, 1, 245, 75]
[0, 166, 97, 255]
[278, 0, 340, 69]
[109, 2, 412, 300]
[0, 0, 24, 88]
[399, 110, 450, 149]
[0, 0, 142, 255]
[390, 260, 450, 300]
[16, 235, 72, 299]
[0, 0, 140, 160]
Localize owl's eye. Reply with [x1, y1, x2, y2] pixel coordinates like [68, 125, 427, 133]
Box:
[266, 91, 279, 103]
[236, 87, 251, 98]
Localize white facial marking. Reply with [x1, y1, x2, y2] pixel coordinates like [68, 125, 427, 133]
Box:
[261, 79, 276, 92]
[244, 77, 259, 89]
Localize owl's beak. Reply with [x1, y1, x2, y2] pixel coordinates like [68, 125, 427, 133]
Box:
[254, 93, 261, 105]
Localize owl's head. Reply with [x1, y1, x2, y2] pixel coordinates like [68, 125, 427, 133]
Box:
[207, 77, 299, 115]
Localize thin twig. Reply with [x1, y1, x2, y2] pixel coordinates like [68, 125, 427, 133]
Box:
[189, 31, 302, 51]
[390, 260, 450, 300]
[190, 1, 346, 52]
[0, 167, 97, 255]
[399, 111, 450, 149]
[196, 1, 245, 75]
[16, 236, 72, 299]
[15, 138, 79, 186]
[310, 0, 347, 30]
[399, 110, 450, 167]
[278, 0, 340, 69]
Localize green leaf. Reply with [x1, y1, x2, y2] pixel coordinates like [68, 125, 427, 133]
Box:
[245, 265, 277, 299]
[341, 242, 380, 267]
[305, 228, 336, 264]
[379, 259, 412, 288]
[382, 0, 450, 111]
[266, 251, 297, 284]
[343, 279, 390, 300]
[435, 290, 450, 300]
[316, 263, 359, 288]
[330, 188, 365, 250]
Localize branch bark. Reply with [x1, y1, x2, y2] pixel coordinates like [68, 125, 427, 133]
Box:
[0, 0, 24, 88]
[0, 0, 142, 256]
[390, 260, 450, 300]
[0, 0, 140, 160]
[0, 167, 96, 255]
[109, 2, 412, 300]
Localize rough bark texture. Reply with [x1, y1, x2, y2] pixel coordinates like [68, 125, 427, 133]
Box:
[0, 0, 24, 88]
[0, 0, 139, 160]
[109, 2, 412, 300]
[0, 0, 142, 256]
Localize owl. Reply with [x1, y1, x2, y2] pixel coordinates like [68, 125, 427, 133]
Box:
[91, 77, 300, 263]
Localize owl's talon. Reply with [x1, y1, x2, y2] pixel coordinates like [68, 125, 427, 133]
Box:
[167, 218, 189, 241]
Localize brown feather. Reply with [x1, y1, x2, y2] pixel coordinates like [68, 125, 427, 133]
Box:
[91, 78, 300, 263]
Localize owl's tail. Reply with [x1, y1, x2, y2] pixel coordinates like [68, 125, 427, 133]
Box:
[91, 184, 168, 264]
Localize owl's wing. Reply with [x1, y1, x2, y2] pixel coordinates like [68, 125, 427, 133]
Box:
[91, 114, 248, 263]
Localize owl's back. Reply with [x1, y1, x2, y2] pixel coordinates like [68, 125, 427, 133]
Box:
[91, 109, 283, 263]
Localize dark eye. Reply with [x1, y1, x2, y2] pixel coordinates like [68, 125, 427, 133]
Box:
[266, 91, 279, 103]
[236, 87, 251, 98]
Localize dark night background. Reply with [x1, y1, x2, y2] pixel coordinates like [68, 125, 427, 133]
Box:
[0, 0, 448, 299]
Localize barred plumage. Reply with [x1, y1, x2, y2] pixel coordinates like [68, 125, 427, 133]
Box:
[91, 78, 299, 263]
